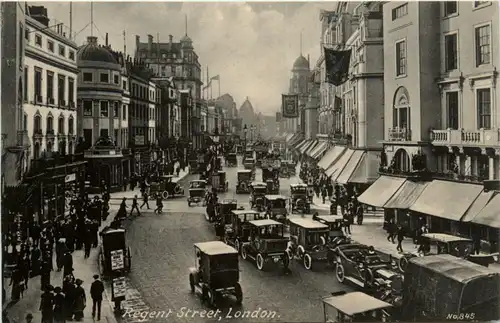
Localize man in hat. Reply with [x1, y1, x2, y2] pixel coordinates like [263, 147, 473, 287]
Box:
[53, 287, 65, 323]
[25, 313, 33, 323]
[39, 285, 54, 323]
[90, 275, 104, 320]
[63, 251, 73, 277]
[72, 279, 86, 320]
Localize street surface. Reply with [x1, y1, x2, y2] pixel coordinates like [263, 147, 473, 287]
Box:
[118, 158, 353, 323]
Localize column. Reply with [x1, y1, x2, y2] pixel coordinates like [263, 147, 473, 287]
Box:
[465, 155, 472, 176]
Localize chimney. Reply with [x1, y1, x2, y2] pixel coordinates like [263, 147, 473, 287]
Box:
[87, 36, 98, 45]
[147, 34, 153, 52]
[105, 33, 108, 47]
[135, 35, 140, 51]
[307, 54, 310, 68]
[169, 35, 173, 50]
[29, 6, 50, 27]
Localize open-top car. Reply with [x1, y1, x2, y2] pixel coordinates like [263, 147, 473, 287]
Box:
[240, 219, 290, 271]
[287, 218, 329, 270]
[226, 153, 238, 167]
[189, 241, 243, 307]
[150, 175, 184, 199]
[98, 226, 132, 276]
[264, 195, 288, 222]
[224, 210, 265, 252]
[397, 232, 496, 272]
[187, 180, 207, 207]
[211, 171, 229, 192]
[322, 291, 392, 323]
[290, 183, 310, 213]
[214, 199, 238, 237]
[236, 170, 253, 194]
[249, 182, 267, 211]
[315, 215, 351, 248]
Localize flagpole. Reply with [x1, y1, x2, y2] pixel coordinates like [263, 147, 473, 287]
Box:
[207, 66, 210, 101]
[218, 78, 220, 98]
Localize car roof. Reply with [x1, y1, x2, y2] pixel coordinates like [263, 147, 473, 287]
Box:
[251, 182, 266, 186]
[238, 170, 252, 173]
[189, 187, 205, 191]
[232, 209, 260, 215]
[220, 199, 237, 204]
[249, 219, 282, 227]
[322, 292, 392, 316]
[218, 170, 226, 174]
[421, 233, 472, 243]
[265, 194, 288, 200]
[290, 183, 307, 187]
[101, 227, 125, 235]
[289, 218, 329, 229]
[190, 180, 206, 183]
[194, 241, 238, 256]
[316, 215, 343, 223]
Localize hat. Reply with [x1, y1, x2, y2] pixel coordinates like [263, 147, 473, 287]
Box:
[54, 287, 62, 293]
[93, 274, 99, 279]
[45, 285, 54, 291]
[75, 279, 83, 285]
[26, 313, 33, 319]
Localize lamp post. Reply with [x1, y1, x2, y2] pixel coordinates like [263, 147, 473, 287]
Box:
[243, 124, 248, 149]
[250, 125, 256, 143]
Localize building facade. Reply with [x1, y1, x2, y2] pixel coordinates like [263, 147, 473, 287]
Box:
[286, 54, 311, 134]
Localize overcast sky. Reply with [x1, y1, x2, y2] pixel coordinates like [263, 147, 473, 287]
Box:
[38, 2, 333, 115]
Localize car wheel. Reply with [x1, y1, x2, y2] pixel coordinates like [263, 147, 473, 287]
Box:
[162, 191, 169, 200]
[189, 274, 195, 293]
[241, 246, 248, 260]
[235, 240, 240, 253]
[188, 201, 191, 207]
[282, 253, 290, 269]
[398, 256, 409, 273]
[336, 263, 345, 283]
[303, 253, 312, 270]
[286, 248, 293, 261]
[206, 287, 216, 307]
[256, 253, 265, 270]
[234, 282, 243, 304]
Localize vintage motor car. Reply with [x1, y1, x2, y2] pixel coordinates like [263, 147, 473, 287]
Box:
[149, 175, 184, 199]
[214, 199, 238, 237]
[397, 232, 497, 272]
[315, 215, 351, 247]
[188, 159, 199, 174]
[244, 149, 254, 160]
[279, 161, 290, 178]
[187, 180, 207, 207]
[287, 218, 329, 270]
[286, 160, 297, 175]
[243, 158, 256, 170]
[226, 153, 238, 167]
[224, 209, 265, 252]
[264, 195, 288, 222]
[249, 182, 268, 211]
[235, 170, 253, 194]
[322, 291, 392, 323]
[262, 167, 280, 194]
[98, 226, 132, 276]
[240, 219, 290, 271]
[334, 243, 398, 291]
[211, 171, 229, 193]
[189, 241, 243, 307]
[290, 183, 310, 213]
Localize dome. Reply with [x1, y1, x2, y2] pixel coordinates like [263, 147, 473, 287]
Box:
[293, 55, 309, 69]
[239, 97, 254, 114]
[77, 36, 118, 64]
[181, 34, 192, 43]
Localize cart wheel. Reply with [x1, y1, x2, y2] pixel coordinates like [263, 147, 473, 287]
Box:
[162, 191, 170, 200]
[398, 256, 409, 273]
[189, 273, 195, 293]
[188, 201, 192, 207]
[234, 282, 243, 304]
[256, 253, 265, 271]
[303, 253, 312, 270]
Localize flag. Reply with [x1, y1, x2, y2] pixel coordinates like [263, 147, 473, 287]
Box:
[324, 47, 351, 85]
[211, 75, 220, 81]
[282, 94, 299, 118]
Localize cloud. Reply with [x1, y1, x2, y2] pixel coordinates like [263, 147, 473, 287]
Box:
[38, 2, 330, 115]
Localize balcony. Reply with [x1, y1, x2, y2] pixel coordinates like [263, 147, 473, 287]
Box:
[430, 128, 500, 147]
[388, 127, 412, 142]
[46, 129, 55, 139]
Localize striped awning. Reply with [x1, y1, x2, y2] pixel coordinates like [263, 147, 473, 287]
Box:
[358, 176, 407, 207]
[335, 150, 365, 184]
[305, 140, 319, 157]
[310, 142, 329, 160]
[294, 140, 307, 151]
[299, 140, 314, 154]
[318, 146, 347, 170]
[325, 148, 354, 178]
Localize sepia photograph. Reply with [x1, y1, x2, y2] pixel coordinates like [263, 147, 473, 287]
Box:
[1, 0, 500, 322]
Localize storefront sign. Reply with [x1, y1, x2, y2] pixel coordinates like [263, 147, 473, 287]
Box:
[110, 250, 125, 270]
[112, 276, 127, 299]
[65, 173, 76, 183]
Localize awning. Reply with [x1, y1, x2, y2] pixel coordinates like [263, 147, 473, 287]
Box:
[305, 140, 319, 157]
[348, 151, 380, 184]
[285, 133, 294, 143]
[294, 140, 307, 151]
[311, 142, 329, 160]
[318, 146, 347, 170]
[384, 181, 429, 209]
[409, 180, 484, 221]
[462, 191, 496, 222]
[357, 176, 407, 207]
[299, 140, 314, 154]
[335, 150, 365, 184]
[471, 194, 500, 228]
[325, 148, 354, 178]
[288, 134, 303, 148]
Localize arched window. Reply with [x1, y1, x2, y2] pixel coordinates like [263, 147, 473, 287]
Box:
[68, 116, 74, 135]
[393, 86, 411, 130]
[68, 141, 73, 154]
[58, 115, 65, 134]
[34, 114, 42, 133]
[394, 148, 411, 172]
[46, 141, 53, 152]
[34, 142, 40, 159]
[46, 114, 54, 133]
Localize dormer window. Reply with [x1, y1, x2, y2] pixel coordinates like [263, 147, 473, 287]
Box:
[58, 45, 65, 57]
[35, 34, 42, 47]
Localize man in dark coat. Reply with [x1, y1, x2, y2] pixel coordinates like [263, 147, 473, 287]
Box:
[39, 285, 54, 323]
[396, 226, 405, 253]
[90, 275, 104, 320]
[62, 252, 73, 277]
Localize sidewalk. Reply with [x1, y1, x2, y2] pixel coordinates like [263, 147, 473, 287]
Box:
[310, 195, 384, 217]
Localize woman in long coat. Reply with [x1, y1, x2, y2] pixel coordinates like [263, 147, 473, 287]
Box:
[72, 279, 86, 320]
[53, 287, 66, 323]
[9, 266, 22, 301]
[30, 246, 41, 277]
[62, 275, 75, 320]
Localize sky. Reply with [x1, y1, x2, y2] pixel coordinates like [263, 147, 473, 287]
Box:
[37, 1, 335, 115]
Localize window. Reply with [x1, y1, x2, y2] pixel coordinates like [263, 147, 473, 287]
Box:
[35, 34, 42, 46]
[477, 88, 491, 129]
[34, 68, 42, 99]
[445, 33, 458, 71]
[48, 40, 54, 52]
[113, 74, 119, 84]
[19, 24, 24, 67]
[396, 40, 406, 76]
[68, 78, 74, 104]
[446, 92, 459, 129]
[122, 80, 127, 90]
[392, 3, 408, 20]
[100, 129, 109, 138]
[122, 105, 127, 120]
[58, 75, 65, 104]
[474, 1, 489, 8]
[475, 25, 491, 66]
[25, 28, 29, 41]
[58, 117, 64, 134]
[83, 100, 93, 116]
[58, 44, 65, 57]
[69, 50, 75, 61]
[47, 116, 54, 132]
[47, 72, 54, 101]
[34, 115, 42, 133]
[171, 66, 176, 75]
[83, 72, 93, 82]
[23, 67, 28, 101]
[114, 102, 119, 117]
[68, 117, 74, 134]
[83, 129, 92, 145]
[23, 114, 28, 131]
[100, 73, 109, 83]
[444, 2, 457, 16]
[100, 101, 109, 117]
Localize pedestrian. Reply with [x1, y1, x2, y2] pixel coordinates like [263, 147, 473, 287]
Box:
[356, 204, 364, 225]
[72, 279, 86, 320]
[140, 191, 150, 210]
[90, 275, 104, 321]
[39, 285, 54, 323]
[62, 275, 75, 320]
[387, 220, 396, 244]
[321, 186, 327, 204]
[9, 266, 22, 301]
[122, 177, 128, 192]
[55, 238, 67, 271]
[343, 217, 351, 235]
[154, 196, 163, 214]
[130, 195, 140, 216]
[396, 226, 405, 253]
[40, 260, 52, 292]
[19, 254, 30, 288]
[62, 251, 73, 277]
[53, 287, 65, 323]
[25, 313, 33, 323]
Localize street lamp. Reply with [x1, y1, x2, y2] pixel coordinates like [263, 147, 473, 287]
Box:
[243, 124, 248, 149]
[250, 125, 256, 143]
